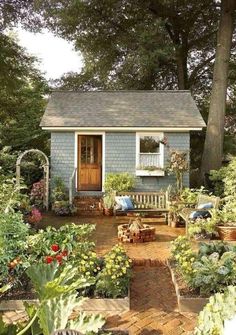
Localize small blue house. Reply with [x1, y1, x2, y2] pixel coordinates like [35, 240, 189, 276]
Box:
[40, 91, 205, 195]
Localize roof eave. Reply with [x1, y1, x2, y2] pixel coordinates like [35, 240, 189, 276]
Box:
[41, 126, 205, 132]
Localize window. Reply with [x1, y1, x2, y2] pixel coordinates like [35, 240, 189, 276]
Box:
[136, 133, 164, 176]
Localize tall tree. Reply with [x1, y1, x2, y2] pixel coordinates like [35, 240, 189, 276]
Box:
[36, 0, 220, 92]
[0, 33, 49, 153]
[201, 0, 236, 179]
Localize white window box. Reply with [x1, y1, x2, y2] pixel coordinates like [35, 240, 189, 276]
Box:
[136, 169, 165, 177]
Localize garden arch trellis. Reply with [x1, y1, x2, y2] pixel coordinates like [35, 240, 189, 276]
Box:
[16, 149, 49, 210]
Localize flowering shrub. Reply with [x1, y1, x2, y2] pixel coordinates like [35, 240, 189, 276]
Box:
[170, 236, 196, 285]
[27, 208, 42, 224]
[76, 250, 101, 279]
[95, 245, 132, 298]
[52, 200, 76, 216]
[30, 179, 44, 208]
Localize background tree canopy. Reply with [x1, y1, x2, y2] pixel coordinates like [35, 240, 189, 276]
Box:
[0, 0, 235, 183]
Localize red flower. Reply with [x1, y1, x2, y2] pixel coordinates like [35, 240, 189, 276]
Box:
[51, 244, 60, 252]
[56, 254, 63, 263]
[45, 256, 53, 264]
[62, 250, 68, 257]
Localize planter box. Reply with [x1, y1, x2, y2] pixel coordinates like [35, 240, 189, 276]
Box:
[136, 169, 165, 177]
[167, 260, 208, 313]
[0, 293, 130, 312]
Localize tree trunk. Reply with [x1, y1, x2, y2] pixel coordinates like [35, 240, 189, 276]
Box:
[176, 47, 188, 89]
[201, 0, 235, 180]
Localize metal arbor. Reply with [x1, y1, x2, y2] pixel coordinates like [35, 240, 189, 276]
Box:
[16, 149, 49, 210]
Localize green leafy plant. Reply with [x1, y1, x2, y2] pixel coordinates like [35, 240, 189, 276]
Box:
[188, 217, 218, 239]
[198, 241, 236, 258]
[0, 212, 30, 287]
[0, 176, 27, 213]
[28, 223, 95, 261]
[191, 251, 236, 295]
[171, 237, 236, 295]
[51, 176, 69, 202]
[103, 192, 116, 209]
[95, 245, 132, 298]
[104, 173, 135, 193]
[195, 286, 236, 335]
[12, 262, 105, 335]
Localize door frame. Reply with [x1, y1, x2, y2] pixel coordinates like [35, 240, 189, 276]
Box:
[74, 132, 105, 192]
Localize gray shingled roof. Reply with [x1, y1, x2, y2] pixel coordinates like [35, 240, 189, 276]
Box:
[40, 91, 205, 128]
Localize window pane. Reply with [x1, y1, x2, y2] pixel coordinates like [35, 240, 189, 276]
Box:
[140, 136, 160, 153]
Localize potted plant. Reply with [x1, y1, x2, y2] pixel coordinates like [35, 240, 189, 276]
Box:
[103, 192, 115, 216]
[188, 217, 217, 240]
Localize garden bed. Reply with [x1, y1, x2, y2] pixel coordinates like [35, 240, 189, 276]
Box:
[167, 260, 209, 313]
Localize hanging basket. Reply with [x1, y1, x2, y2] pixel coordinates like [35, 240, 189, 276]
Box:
[217, 225, 236, 241]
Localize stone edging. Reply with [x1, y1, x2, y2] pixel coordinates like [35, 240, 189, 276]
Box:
[166, 260, 208, 313]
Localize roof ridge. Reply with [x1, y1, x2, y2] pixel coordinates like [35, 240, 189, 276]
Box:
[51, 90, 191, 93]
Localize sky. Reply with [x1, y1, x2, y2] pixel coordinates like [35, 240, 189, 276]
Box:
[15, 28, 83, 80]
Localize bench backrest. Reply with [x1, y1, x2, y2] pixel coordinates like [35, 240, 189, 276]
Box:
[116, 191, 169, 209]
[197, 194, 220, 209]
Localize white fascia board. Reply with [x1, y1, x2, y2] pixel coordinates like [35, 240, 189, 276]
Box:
[41, 126, 203, 132]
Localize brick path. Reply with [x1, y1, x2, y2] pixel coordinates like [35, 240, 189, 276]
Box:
[2, 214, 197, 334]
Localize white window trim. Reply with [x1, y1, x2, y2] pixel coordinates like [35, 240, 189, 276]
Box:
[74, 131, 105, 192]
[136, 132, 165, 176]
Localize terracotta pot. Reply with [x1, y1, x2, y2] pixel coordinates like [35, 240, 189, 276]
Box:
[103, 208, 114, 216]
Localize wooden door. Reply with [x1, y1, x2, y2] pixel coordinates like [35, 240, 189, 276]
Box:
[78, 135, 102, 191]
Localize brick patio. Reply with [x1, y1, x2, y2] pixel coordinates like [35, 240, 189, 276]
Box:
[2, 214, 197, 334]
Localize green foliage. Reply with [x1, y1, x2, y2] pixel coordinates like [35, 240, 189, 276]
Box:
[103, 193, 116, 209]
[192, 251, 236, 295]
[51, 177, 69, 202]
[0, 33, 49, 154]
[95, 245, 132, 298]
[188, 216, 218, 239]
[210, 157, 236, 199]
[51, 177, 76, 216]
[198, 241, 236, 258]
[0, 212, 30, 286]
[28, 223, 95, 259]
[104, 173, 135, 193]
[14, 262, 105, 335]
[0, 176, 27, 213]
[171, 237, 236, 295]
[209, 167, 228, 197]
[195, 286, 236, 335]
[223, 157, 236, 202]
[26, 262, 93, 300]
[36, 0, 219, 95]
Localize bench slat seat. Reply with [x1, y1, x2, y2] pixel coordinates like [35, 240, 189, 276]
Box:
[114, 191, 170, 224]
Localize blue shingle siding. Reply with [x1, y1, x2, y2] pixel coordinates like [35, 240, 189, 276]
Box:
[50, 131, 190, 192]
[50, 132, 75, 188]
[105, 133, 136, 174]
[105, 132, 189, 191]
